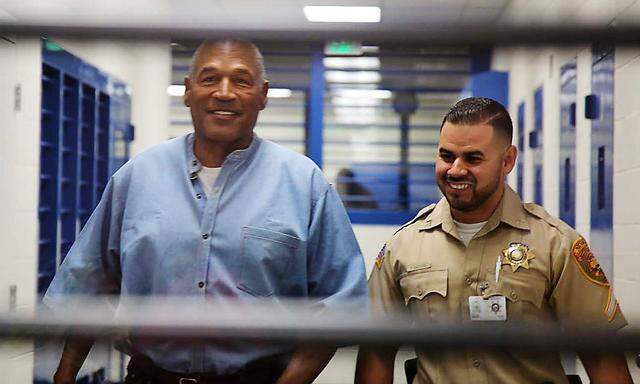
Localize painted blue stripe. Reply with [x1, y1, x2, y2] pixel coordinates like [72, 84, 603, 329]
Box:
[306, 48, 324, 167]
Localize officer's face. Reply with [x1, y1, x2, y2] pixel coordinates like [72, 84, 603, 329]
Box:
[184, 42, 268, 149]
[436, 122, 517, 221]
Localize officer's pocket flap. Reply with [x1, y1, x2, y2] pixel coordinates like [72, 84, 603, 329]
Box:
[399, 269, 447, 305]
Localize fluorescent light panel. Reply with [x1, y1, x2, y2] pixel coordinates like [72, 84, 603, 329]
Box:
[267, 88, 292, 98]
[323, 57, 380, 70]
[167, 85, 185, 96]
[325, 70, 381, 83]
[303, 6, 381, 23]
[333, 89, 392, 99]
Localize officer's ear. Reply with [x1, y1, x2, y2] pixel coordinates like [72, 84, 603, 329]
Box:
[183, 76, 192, 107]
[502, 145, 517, 176]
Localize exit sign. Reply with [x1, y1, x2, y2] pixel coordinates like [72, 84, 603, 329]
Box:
[325, 41, 363, 56]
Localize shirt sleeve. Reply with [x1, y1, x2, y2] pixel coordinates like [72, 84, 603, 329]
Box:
[305, 184, 368, 310]
[549, 231, 626, 330]
[43, 176, 124, 312]
[368, 239, 407, 316]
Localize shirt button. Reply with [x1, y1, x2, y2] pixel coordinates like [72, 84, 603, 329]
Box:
[472, 359, 481, 368]
[202, 233, 209, 240]
[510, 291, 518, 300]
[417, 288, 424, 295]
[465, 277, 472, 285]
[198, 281, 205, 288]
[196, 193, 202, 199]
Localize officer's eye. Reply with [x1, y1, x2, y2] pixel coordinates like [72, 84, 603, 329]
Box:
[467, 156, 482, 164]
[439, 152, 454, 162]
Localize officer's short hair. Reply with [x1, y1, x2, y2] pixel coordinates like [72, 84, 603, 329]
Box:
[441, 97, 513, 143]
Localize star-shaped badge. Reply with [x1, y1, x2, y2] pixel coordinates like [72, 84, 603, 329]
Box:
[501, 242, 535, 272]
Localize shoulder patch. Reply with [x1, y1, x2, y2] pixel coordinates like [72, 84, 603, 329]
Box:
[571, 237, 609, 286]
[394, 203, 437, 235]
[375, 244, 387, 269]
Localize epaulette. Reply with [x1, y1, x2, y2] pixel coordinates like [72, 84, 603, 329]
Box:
[394, 203, 437, 235]
[522, 202, 571, 233]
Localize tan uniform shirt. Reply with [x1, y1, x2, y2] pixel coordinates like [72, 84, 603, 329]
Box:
[369, 186, 626, 384]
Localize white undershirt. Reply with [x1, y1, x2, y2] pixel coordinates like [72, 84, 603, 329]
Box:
[199, 166, 221, 198]
[453, 220, 487, 247]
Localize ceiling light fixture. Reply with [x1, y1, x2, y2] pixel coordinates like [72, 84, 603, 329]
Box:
[325, 70, 381, 83]
[324, 57, 381, 70]
[303, 6, 381, 23]
[167, 85, 185, 96]
[267, 88, 292, 98]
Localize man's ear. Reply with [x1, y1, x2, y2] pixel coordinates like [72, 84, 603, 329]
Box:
[183, 76, 191, 107]
[503, 145, 518, 176]
[259, 81, 269, 110]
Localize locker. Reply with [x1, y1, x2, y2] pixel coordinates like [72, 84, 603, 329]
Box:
[589, 46, 615, 278]
[36, 38, 133, 384]
[531, 87, 544, 205]
[517, 102, 525, 197]
[559, 59, 577, 228]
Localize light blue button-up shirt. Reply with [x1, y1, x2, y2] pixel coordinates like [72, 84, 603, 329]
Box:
[44, 133, 368, 374]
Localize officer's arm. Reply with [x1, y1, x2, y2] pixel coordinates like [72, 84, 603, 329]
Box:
[355, 346, 398, 384]
[53, 337, 94, 384]
[578, 352, 633, 384]
[275, 345, 337, 384]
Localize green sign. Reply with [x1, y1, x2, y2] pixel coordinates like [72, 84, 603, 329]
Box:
[324, 41, 362, 56]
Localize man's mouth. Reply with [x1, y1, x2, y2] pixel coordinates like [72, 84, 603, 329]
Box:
[447, 181, 473, 191]
[207, 109, 241, 117]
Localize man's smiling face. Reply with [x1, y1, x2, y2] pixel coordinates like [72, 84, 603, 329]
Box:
[184, 41, 268, 149]
[436, 121, 515, 222]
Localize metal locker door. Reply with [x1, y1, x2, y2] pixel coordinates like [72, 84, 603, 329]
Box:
[559, 59, 577, 228]
[589, 46, 615, 278]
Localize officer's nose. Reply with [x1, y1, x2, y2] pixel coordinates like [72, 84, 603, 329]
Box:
[447, 158, 468, 178]
[212, 78, 236, 101]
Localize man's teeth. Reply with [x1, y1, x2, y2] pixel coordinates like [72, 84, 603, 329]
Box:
[213, 111, 236, 115]
[449, 183, 471, 190]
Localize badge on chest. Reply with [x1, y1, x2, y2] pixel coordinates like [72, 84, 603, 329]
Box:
[469, 295, 507, 321]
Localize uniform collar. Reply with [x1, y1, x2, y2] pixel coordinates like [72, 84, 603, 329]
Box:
[186, 132, 261, 179]
[418, 185, 530, 236]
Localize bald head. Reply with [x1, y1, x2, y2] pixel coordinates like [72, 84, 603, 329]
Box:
[189, 40, 266, 84]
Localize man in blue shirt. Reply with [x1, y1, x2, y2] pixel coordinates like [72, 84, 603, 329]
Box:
[47, 40, 368, 384]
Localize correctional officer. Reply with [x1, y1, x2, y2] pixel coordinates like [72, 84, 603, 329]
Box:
[355, 97, 632, 383]
[46, 40, 368, 384]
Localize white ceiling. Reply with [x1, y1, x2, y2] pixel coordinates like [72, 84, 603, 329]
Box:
[1, 0, 639, 43]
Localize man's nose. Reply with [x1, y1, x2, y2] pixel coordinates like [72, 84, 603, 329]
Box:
[447, 158, 468, 177]
[212, 78, 236, 101]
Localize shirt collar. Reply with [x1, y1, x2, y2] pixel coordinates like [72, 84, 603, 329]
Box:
[418, 185, 530, 235]
[186, 132, 261, 179]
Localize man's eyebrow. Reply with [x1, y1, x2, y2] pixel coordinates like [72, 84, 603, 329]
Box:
[463, 150, 485, 157]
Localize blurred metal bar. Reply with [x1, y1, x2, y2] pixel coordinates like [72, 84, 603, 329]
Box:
[2, 24, 640, 45]
[2, 298, 639, 352]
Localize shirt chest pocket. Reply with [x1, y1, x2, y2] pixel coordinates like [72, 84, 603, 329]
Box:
[237, 226, 300, 297]
[486, 273, 547, 322]
[398, 267, 448, 321]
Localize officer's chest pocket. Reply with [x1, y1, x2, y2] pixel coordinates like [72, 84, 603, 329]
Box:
[398, 267, 448, 321]
[237, 226, 300, 297]
[488, 272, 547, 322]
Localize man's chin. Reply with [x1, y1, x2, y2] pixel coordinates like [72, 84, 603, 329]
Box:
[445, 196, 476, 212]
